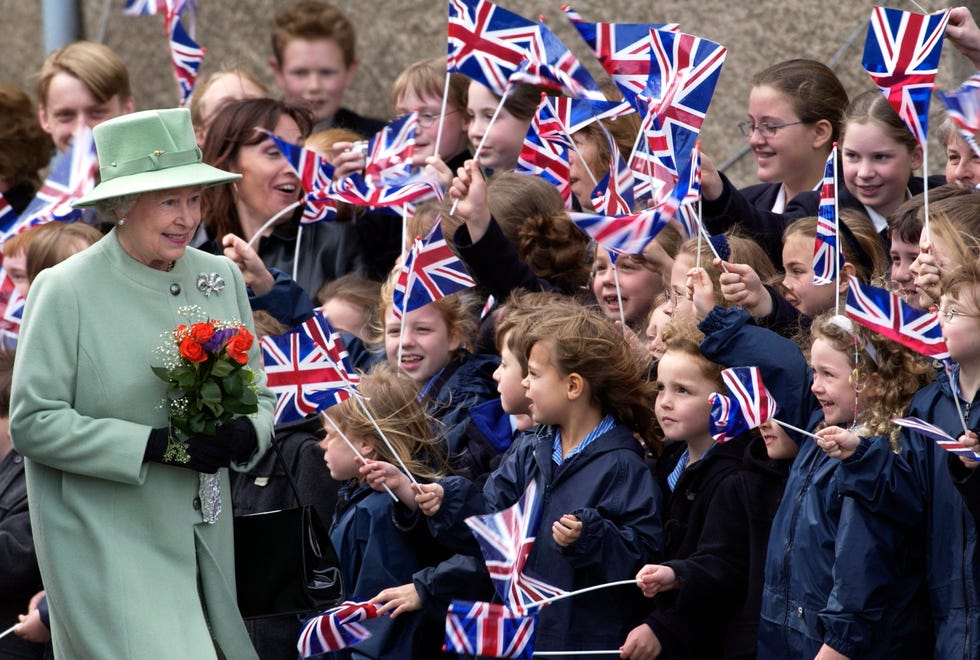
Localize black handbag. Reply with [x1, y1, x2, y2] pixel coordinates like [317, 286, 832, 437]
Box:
[233, 436, 344, 619]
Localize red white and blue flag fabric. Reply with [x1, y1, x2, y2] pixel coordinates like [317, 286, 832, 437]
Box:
[393, 221, 476, 318]
[297, 601, 379, 656]
[708, 366, 780, 443]
[16, 127, 97, 235]
[363, 112, 418, 187]
[845, 275, 950, 361]
[509, 20, 607, 102]
[444, 600, 540, 660]
[516, 99, 572, 207]
[562, 6, 679, 113]
[0, 270, 24, 349]
[862, 6, 951, 148]
[265, 131, 338, 224]
[938, 73, 980, 157]
[447, 0, 539, 96]
[0, 194, 17, 241]
[165, 3, 205, 108]
[463, 480, 565, 613]
[590, 123, 635, 216]
[570, 206, 672, 257]
[123, 0, 171, 14]
[259, 322, 354, 424]
[630, 28, 726, 200]
[673, 142, 702, 238]
[892, 417, 980, 459]
[301, 310, 360, 391]
[812, 146, 841, 286]
[550, 95, 634, 135]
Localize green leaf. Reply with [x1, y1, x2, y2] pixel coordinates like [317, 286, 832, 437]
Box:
[151, 366, 171, 382]
[239, 389, 258, 406]
[177, 371, 198, 390]
[205, 401, 224, 417]
[211, 360, 234, 377]
[200, 381, 222, 404]
[223, 373, 243, 397]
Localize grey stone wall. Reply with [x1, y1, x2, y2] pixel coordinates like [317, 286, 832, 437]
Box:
[2, 0, 978, 185]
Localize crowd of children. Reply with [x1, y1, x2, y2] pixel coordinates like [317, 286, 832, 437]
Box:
[4, 1, 980, 659]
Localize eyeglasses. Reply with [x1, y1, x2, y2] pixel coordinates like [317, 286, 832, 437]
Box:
[939, 306, 977, 323]
[395, 110, 458, 129]
[737, 120, 804, 138]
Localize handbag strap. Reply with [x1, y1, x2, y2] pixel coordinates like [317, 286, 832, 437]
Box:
[267, 434, 305, 508]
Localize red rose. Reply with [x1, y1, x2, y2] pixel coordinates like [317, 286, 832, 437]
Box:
[190, 322, 215, 344]
[173, 324, 189, 340]
[179, 336, 208, 363]
[225, 329, 254, 364]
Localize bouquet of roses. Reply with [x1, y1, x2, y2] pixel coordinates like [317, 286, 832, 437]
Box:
[152, 306, 260, 463]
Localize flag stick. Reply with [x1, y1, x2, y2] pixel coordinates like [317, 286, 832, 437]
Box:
[832, 145, 841, 317]
[293, 224, 304, 283]
[449, 85, 510, 216]
[534, 652, 623, 656]
[694, 221, 729, 273]
[910, 0, 929, 13]
[531, 579, 637, 608]
[433, 71, 452, 163]
[353, 395, 422, 490]
[771, 418, 820, 441]
[246, 201, 302, 249]
[922, 137, 931, 243]
[0, 624, 17, 640]
[611, 259, 628, 336]
[396, 240, 418, 368]
[320, 411, 398, 501]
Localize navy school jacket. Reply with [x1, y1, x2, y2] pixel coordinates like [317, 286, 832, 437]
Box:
[428, 423, 663, 654]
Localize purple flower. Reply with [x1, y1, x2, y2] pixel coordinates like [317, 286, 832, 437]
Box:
[203, 327, 235, 352]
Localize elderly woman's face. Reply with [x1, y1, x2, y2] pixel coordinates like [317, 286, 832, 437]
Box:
[117, 185, 203, 270]
[232, 115, 303, 228]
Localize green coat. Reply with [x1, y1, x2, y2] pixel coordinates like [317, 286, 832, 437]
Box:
[10, 230, 274, 659]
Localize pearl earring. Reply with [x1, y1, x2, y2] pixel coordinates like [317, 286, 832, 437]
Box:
[118, 217, 126, 226]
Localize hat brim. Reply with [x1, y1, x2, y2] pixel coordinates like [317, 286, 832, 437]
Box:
[72, 162, 241, 208]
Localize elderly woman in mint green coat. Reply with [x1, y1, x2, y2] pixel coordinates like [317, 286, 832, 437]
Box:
[10, 109, 275, 659]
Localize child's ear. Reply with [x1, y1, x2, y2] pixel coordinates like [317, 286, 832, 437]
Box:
[269, 57, 284, 83]
[566, 372, 585, 400]
[447, 325, 463, 353]
[910, 144, 924, 171]
[358, 439, 376, 459]
[839, 263, 858, 292]
[811, 119, 834, 151]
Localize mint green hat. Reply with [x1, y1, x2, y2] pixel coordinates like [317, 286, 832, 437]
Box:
[72, 108, 240, 208]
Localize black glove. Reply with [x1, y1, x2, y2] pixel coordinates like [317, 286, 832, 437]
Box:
[144, 417, 257, 473]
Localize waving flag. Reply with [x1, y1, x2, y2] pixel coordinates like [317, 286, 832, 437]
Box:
[444, 601, 539, 660]
[0, 271, 24, 349]
[673, 142, 702, 238]
[563, 6, 679, 112]
[516, 99, 572, 206]
[570, 200, 676, 256]
[166, 5, 205, 107]
[550, 95, 634, 135]
[319, 174, 435, 210]
[297, 601, 379, 656]
[393, 221, 476, 318]
[938, 73, 980, 157]
[265, 131, 338, 224]
[447, 0, 539, 96]
[363, 112, 418, 187]
[510, 20, 607, 102]
[893, 417, 980, 459]
[630, 28, 726, 200]
[862, 6, 951, 147]
[259, 324, 354, 424]
[301, 311, 360, 390]
[0, 195, 16, 240]
[812, 146, 841, 286]
[845, 276, 949, 361]
[18, 127, 97, 232]
[708, 366, 780, 443]
[590, 122, 635, 216]
[123, 0, 170, 14]
[464, 481, 565, 613]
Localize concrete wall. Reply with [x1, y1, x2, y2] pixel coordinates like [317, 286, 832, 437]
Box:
[3, 0, 978, 185]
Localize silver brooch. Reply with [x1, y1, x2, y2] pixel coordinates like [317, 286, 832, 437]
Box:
[196, 273, 225, 297]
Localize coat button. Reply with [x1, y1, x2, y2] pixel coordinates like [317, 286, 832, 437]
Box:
[797, 606, 804, 618]
[170, 283, 181, 296]
[192, 497, 202, 510]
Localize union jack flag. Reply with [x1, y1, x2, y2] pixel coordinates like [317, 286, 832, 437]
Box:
[563, 6, 679, 112]
[590, 122, 635, 216]
[301, 310, 360, 390]
[862, 6, 951, 148]
[516, 99, 572, 207]
[259, 324, 354, 424]
[673, 142, 702, 238]
[630, 29, 726, 200]
[570, 199, 676, 256]
[363, 112, 417, 188]
[550, 95, 634, 135]
[938, 73, 980, 158]
[0, 194, 16, 240]
[0, 268, 24, 349]
[17, 127, 97, 233]
[265, 131, 338, 224]
[444, 601, 540, 660]
[708, 366, 779, 443]
[892, 416, 980, 460]
[297, 601, 379, 656]
[813, 146, 841, 286]
[392, 221, 476, 318]
[509, 20, 607, 102]
[464, 480, 565, 613]
[319, 173, 435, 211]
[166, 4, 205, 108]
[123, 0, 170, 14]
[447, 0, 539, 96]
[845, 275, 950, 361]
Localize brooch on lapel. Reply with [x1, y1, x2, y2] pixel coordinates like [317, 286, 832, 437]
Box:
[196, 273, 225, 297]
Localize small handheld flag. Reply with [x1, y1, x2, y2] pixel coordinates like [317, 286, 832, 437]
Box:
[709, 366, 779, 443]
[892, 416, 980, 459]
[938, 73, 980, 158]
[444, 600, 539, 659]
[298, 601, 379, 656]
[812, 146, 841, 287]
